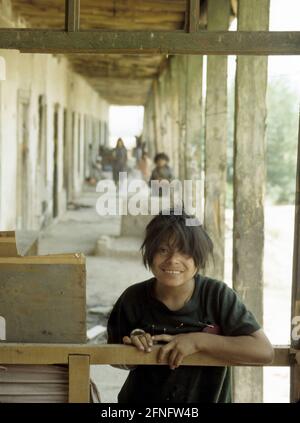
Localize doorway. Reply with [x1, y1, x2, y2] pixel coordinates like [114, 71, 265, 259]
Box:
[17, 90, 30, 230]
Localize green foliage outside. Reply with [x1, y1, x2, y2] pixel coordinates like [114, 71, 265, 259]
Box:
[225, 79, 299, 208]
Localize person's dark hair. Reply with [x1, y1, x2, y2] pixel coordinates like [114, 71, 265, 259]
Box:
[154, 153, 169, 164]
[141, 209, 214, 272]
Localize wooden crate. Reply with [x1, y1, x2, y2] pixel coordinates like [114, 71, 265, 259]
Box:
[0, 233, 18, 257]
[0, 254, 86, 343]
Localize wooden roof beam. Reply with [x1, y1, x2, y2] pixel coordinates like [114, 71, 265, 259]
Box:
[0, 30, 300, 55]
[65, 0, 80, 32]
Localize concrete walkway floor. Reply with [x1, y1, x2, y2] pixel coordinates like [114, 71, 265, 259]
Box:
[39, 184, 152, 403]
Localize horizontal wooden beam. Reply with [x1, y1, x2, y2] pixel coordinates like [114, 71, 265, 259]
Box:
[0, 30, 299, 55]
[0, 343, 295, 367]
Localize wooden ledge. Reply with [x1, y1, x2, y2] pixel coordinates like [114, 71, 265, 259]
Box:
[0, 343, 295, 367]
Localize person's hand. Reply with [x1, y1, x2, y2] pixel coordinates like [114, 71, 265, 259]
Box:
[152, 333, 200, 370]
[123, 332, 153, 352]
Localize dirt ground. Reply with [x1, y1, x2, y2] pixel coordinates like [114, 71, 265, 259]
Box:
[38, 185, 293, 403]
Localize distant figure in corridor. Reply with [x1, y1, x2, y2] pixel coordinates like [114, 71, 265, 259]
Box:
[133, 135, 143, 168]
[112, 138, 127, 186]
[149, 153, 174, 184]
[149, 153, 174, 196]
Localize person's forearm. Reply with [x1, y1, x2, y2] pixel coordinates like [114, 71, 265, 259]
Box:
[194, 332, 274, 365]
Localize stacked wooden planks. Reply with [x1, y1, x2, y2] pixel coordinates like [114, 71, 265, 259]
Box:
[0, 232, 88, 402]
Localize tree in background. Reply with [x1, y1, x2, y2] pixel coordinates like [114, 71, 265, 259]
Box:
[226, 79, 298, 207]
[266, 79, 298, 204]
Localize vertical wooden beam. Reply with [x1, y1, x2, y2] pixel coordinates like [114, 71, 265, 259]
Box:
[153, 79, 161, 154]
[65, 0, 80, 32]
[185, 55, 203, 218]
[169, 58, 180, 178]
[185, 55, 202, 181]
[68, 354, 90, 403]
[178, 56, 188, 182]
[204, 0, 230, 280]
[158, 72, 167, 153]
[165, 68, 174, 166]
[148, 95, 156, 158]
[186, 0, 200, 33]
[291, 110, 300, 402]
[233, 0, 270, 403]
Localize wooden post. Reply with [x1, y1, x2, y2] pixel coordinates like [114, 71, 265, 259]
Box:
[165, 68, 174, 167]
[68, 354, 90, 403]
[65, 0, 80, 32]
[291, 110, 300, 402]
[169, 57, 180, 179]
[185, 55, 203, 218]
[186, 0, 200, 33]
[185, 55, 203, 181]
[233, 0, 270, 403]
[153, 79, 161, 153]
[148, 94, 156, 158]
[177, 56, 188, 182]
[144, 95, 155, 159]
[204, 0, 230, 280]
[158, 72, 167, 153]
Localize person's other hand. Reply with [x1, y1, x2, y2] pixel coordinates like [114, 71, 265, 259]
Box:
[123, 332, 153, 352]
[152, 333, 200, 370]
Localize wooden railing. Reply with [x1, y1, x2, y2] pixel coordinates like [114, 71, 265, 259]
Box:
[0, 343, 298, 403]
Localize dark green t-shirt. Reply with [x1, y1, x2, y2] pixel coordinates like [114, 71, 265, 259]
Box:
[107, 274, 261, 403]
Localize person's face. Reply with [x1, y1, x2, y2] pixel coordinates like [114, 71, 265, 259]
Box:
[156, 159, 167, 168]
[151, 241, 197, 288]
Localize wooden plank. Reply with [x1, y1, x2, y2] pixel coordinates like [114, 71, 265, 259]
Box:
[0, 253, 85, 264]
[290, 111, 300, 402]
[0, 255, 86, 343]
[0, 232, 15, 238]
[232, 0, 270, 404]
[186, 0, 200, 33]
[68, 355, 90, 403]
[0, 344, 293, 367]
[204, 0, 230, 281]
[0, 238, 18, 257]
[0, 30, 299, 55]
[65, 0, 80, 32]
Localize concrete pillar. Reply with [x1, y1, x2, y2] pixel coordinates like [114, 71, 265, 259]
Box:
[204, 0, 230, 280]
[233, 0, 270, 403]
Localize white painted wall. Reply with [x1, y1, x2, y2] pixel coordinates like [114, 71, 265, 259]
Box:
[0, 5, 109, 230]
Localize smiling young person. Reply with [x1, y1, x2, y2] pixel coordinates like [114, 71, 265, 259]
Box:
[107, 210, 274, 403]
